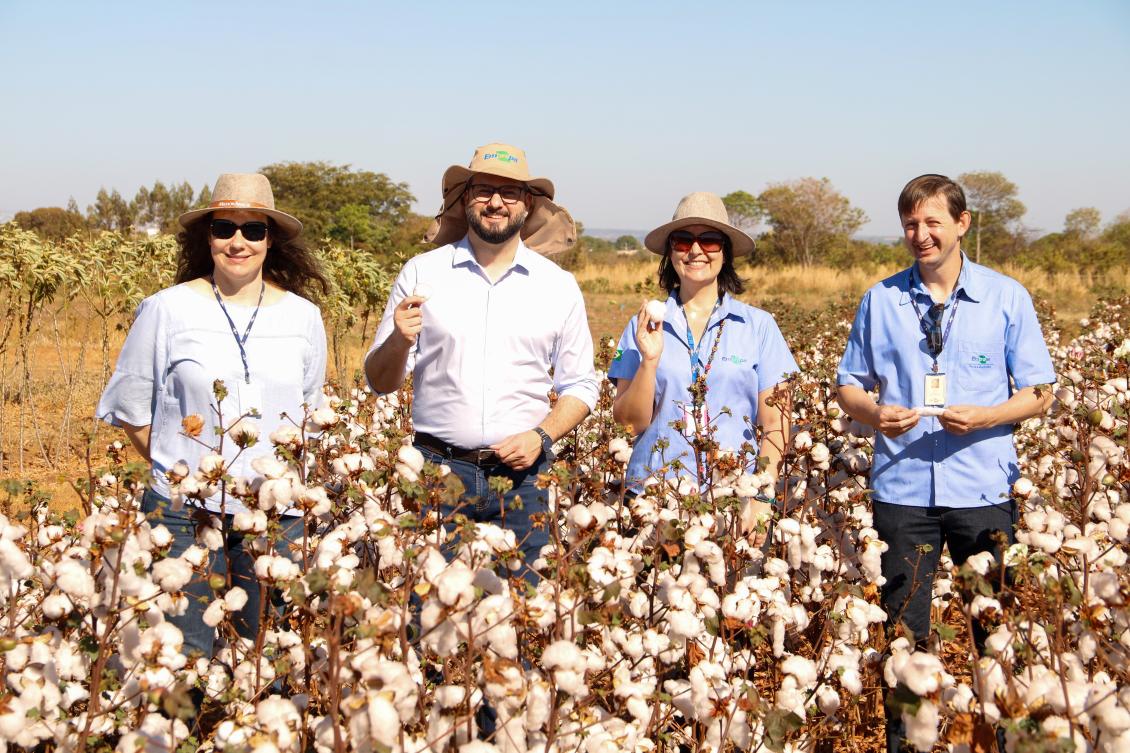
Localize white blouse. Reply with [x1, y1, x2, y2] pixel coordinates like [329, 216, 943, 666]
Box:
[97, 283, 327, 514]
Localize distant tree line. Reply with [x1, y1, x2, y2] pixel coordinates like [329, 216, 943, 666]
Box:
[12, 162, 431, 261]
[12, 166, 1130, 274]
[716, 171, 1130, 273]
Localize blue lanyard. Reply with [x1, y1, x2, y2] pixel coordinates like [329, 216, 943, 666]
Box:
[210, 278, 265, 384]
[908, 266, 961, 372]
[679, 296, 722, 381]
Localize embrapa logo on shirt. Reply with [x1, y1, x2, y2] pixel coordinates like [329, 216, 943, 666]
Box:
[969, 353, 994, 369]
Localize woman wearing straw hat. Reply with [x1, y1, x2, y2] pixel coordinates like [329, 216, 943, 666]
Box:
[97, 173, 329, 658]
[609, 192, 797, 519]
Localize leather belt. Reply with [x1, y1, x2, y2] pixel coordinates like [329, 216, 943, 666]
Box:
[414, 432, 500, 467]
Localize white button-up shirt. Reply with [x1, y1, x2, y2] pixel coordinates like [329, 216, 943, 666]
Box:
[369, 236, 599, 448]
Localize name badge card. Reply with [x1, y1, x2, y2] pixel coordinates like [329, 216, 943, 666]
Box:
[238, 382, 264, 418]
[924, 373, 947, 407]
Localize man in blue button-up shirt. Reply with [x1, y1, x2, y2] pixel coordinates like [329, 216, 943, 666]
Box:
[837, 174, 1055, 752]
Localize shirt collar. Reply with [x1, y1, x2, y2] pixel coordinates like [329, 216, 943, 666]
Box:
[906, 253, 981, 304]
[452, 234, 532, 276]
[666, 290, 746, 329]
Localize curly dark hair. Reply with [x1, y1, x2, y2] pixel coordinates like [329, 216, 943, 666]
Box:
[174, 215, 330, 300]
[657, 233, 746, 296]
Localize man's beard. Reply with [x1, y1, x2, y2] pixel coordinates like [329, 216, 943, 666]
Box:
[466, 203, 527, 244]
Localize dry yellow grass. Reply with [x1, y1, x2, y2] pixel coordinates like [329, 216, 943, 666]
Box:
[3, 262, 1120, 510]
[575, 259, 1122, 328]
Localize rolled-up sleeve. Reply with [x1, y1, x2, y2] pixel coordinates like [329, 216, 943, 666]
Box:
[96, 297, 163, 427]
[1005, 287, 1056, 389]
[837, 291, 877, 391]
[551, 282, 599, 410]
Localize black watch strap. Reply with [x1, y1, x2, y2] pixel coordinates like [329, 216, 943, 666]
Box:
[533, 427, 553, 454]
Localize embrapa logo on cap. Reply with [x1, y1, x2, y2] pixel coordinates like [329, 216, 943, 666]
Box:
[483, 150, 520, 164]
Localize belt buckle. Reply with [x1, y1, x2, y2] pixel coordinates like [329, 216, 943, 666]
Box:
[474, 448, 497, 465]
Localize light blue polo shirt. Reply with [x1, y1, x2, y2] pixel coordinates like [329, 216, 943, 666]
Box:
[609, 292, 798, 489]
[836, 256, 1055, 508]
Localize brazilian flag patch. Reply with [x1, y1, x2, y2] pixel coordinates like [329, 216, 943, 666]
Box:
[613, 348, 624, 361]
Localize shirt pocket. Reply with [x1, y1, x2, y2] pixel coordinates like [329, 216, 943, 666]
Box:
[954, 338, 1006, 391]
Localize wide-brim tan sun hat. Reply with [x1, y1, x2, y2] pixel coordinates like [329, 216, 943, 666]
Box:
[178, 173, 302, 239]
[644, 191, 754, 257]
[424, 143, 577, 255]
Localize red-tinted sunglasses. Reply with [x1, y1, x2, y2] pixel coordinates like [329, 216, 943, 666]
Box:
[669, 230, 726, 254]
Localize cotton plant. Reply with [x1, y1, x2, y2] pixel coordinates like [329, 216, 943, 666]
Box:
[3, 298, 1130, 752]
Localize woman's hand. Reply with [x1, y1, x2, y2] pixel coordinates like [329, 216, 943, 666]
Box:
[635, 301, 664, 364]
[392, 295, 426, 346]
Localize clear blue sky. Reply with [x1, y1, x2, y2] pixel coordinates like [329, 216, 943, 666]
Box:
[2, 1, 1127, 237]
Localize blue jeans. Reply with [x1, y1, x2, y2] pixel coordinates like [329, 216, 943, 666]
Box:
[873, 499, 1017, 753]
[142, 489, 304, 658]
[416, 445, 551, 581]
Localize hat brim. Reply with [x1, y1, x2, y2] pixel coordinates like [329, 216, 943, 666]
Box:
[425, 165, 575, 255]
[178, 205, 303, 239]
[644, 216, 755, 257]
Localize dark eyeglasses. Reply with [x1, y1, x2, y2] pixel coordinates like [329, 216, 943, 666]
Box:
[669, 230, 726, 254]
[467, 183, 529, 204]
[923, 303, 945, 356]
[210, 219, 269, 242]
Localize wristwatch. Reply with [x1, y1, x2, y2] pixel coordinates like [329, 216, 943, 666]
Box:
[533, 427, 554, 459]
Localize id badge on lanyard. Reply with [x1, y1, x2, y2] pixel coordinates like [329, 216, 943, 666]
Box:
[238, 382, 264, 417]
[924, 372, 947, 407]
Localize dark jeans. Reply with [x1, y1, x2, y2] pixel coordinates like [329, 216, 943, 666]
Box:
[142, 489, 304, 658]
[416, 444, 551, 582]
[873, 499, 1017, 753]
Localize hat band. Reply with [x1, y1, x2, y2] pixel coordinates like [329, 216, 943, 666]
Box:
[209, 199, 271, 209]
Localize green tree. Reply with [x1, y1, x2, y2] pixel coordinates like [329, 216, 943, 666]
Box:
[87, 188, 133, 232]
[957, 171, 1026, 263]
[1064, 207, 1101, 240]
[722, 190, 762, 233]
[13, 207, 88, 241]
[757, 177, 866, 266]
[614, 234, 640, 251]
[260, 162, 415, 251]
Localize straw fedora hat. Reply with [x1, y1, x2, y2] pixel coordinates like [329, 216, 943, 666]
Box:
[644, 192, 754, 257]
[178, 173, 302, 238]
[424, 143, 576, 255]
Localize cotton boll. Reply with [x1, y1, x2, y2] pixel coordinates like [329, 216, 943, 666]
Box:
[41, 592, 75, 620]
[152, 557, 194, 592]
[608, 437, 631, 464]
[413, 283, 432, 300]
[224, 586, 249, 612]
[53, 559, 96, 605]
[903, 700, 940, 752]
[645, 300, 666, 322]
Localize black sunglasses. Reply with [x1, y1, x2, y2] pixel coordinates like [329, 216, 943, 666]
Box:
[210, 219, 269, 242]
[923, 303, 945, 356]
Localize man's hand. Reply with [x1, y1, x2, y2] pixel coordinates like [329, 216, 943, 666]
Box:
[491, 430, 544, 471]
[939, 405, 995, 435]
[392, 295, 426, 345]
[876, 405, 919, 438]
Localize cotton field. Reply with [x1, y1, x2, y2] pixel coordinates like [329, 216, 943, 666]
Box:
[1, 298, 1128, 753]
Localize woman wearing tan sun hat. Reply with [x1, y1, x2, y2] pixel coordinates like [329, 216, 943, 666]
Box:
[97, 172, 329, 658]
[609, 191, 797, 528]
